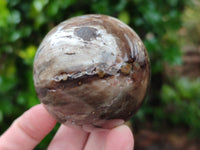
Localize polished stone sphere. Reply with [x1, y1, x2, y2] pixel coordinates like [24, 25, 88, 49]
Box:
[33, 14, 150, 131]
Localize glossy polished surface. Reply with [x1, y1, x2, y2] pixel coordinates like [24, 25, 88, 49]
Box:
[33, 14, 150, 130]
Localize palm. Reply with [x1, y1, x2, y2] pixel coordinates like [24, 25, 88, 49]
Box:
[0, 104, 134, 150]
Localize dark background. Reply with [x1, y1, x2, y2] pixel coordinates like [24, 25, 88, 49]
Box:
[0, 0, 200, 149]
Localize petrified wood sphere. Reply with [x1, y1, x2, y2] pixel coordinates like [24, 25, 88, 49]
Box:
[33, 14, 150, 130]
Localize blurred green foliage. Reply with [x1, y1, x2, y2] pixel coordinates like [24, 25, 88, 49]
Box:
[161, 78, 200, 132]
[139, 77, 200, 135]
[1, 0, 199, 149]
[181, 0, 200, 46]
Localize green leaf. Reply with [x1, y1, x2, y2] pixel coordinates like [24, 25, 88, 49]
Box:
[161, 84, 180, 103]
[115, 0, 128, 12]
[18, 45, 37, 65]
[118, 11, 130, 24]
[0, 0, 10, 27]
[8, 10, 21, 25]
[33, 0, 49, 13]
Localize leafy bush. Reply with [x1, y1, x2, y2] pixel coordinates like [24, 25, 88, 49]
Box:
[161, 77, 200, 132]
[144, 77, 200, 134]
[1, 0, 197, 149]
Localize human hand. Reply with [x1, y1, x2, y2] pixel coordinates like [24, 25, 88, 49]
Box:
[0, 104, 134, 150]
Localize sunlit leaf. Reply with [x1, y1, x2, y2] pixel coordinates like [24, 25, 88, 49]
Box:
[18, 45, 37, 65]
[118, 11, 130, 24]
[0, 0, 10, 27]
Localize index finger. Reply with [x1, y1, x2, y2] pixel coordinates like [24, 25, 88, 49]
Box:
[0, 104, 57, 150]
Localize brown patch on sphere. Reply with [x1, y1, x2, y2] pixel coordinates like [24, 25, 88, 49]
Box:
[74, 27, 100, 41]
